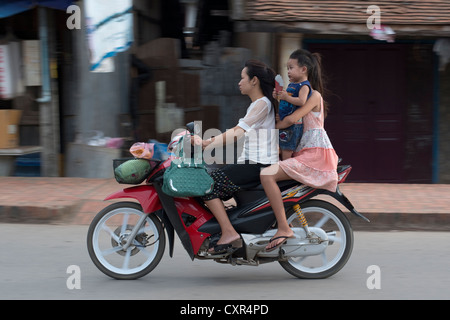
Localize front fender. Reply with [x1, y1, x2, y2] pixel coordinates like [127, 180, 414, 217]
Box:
[104, 185, 162, 213]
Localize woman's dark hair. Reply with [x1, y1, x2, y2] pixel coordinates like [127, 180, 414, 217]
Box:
[289, 49, 329, 115]
[244, 59, 278, 114]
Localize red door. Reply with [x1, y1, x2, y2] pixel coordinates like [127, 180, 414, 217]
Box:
[307, 43, 407, 182]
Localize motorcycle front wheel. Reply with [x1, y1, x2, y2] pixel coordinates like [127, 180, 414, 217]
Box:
[279, 200, 353, 279]
[87, 202, 166, 280]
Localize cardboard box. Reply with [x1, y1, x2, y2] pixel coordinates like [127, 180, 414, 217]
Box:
[0, 110, 22, 148]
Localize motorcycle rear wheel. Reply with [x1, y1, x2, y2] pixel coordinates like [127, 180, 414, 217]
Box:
[87, 202, 166, 280]
[279, 200, 353, 279]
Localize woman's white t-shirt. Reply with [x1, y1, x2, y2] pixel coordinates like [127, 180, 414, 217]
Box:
[237, 96, 279, 164]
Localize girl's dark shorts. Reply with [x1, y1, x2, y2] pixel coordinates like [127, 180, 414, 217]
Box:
[202, 162, 269, 201]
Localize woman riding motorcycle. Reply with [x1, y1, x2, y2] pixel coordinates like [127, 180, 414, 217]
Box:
[192, 59, 279, 254]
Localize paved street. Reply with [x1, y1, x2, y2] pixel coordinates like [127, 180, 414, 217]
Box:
[1, 224, 449, 300]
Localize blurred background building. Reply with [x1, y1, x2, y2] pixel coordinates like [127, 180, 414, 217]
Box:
[0, 0, 449, 184]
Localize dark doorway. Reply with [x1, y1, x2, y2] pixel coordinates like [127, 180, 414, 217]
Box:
[307, 42, 433, 183]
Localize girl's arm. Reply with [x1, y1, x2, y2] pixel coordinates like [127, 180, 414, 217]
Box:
[278, 85, 310, 108]
[276, 91, 321, 129]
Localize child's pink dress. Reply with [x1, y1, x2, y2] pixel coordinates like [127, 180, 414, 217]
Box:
[279, 98, 339, 192]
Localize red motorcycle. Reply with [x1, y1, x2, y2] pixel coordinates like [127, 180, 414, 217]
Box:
[87, 124, 369, 280]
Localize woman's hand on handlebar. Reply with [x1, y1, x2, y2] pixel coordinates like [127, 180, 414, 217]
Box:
[191, 134, 202, 146]
[191, 135, 211, 149]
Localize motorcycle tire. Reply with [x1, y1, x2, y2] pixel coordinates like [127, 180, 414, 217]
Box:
[279, 199, 354, 279]
[87, 201, 166, 280]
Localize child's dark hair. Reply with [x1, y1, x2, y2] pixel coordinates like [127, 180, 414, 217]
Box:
[289, 49, 329, 115]
[245, 59, 278, 114]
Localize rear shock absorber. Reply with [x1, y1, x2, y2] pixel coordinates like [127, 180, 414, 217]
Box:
[293, 204, 312, 237]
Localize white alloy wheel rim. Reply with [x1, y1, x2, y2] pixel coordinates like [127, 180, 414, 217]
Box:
[92, 207, 160, 275]
[286, 206, 347, 274]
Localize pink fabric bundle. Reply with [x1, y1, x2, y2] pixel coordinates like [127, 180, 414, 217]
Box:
[129, 142, 154, 159]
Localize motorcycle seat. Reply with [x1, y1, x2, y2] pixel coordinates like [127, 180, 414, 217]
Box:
[239, 179, 299, 191]
[239, 165, 351, 191]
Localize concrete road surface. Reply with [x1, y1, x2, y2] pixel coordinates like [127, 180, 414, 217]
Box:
[1, 224, 449, 300]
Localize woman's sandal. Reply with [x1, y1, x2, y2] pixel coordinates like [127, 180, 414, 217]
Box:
[265, 236, 289, 252]
[210, 238, 242, 254]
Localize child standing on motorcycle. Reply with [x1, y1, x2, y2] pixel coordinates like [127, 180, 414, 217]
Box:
[192, 60, 279, 254]
[275, 49, 313, 160]
[260, 51, 339, 252]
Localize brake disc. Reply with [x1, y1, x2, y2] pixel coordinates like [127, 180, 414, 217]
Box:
[111, 224, 148, 256]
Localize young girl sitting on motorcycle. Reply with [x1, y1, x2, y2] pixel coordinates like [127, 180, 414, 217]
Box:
[260, 52, 339, 252]
[192, 59, 279, 254]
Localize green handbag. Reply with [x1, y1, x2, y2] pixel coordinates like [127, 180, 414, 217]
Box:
[162, 135, 214, 197]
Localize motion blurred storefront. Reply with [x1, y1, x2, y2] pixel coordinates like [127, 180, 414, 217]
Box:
[0, 0, 224, 178]
[1, 0, 449, 184]
[0, 1, 73, 176]
[0, 1, 141, 177]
